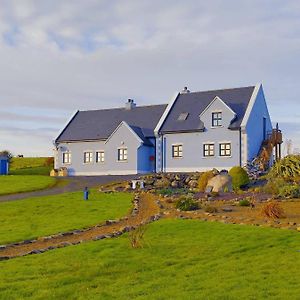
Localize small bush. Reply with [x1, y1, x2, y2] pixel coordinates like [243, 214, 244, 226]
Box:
[261, 201, 285, 219]
[229, 166, 250, 190]
[198, 170, 215, 192]
[204, 205, 218, 213]
[262, 178, 286, 196]
[239, 199, 251, 207]
[175, 196, 199, 211]
[128, 225, 148, 249]
[278, 185, 300, 199]
[44, 157, 54, 167]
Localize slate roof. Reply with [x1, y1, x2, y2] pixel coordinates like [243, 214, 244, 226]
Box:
[56, 104, 167, 144]
[159, 86, 255, 133]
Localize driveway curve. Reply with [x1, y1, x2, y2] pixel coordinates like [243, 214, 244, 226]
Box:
[0, 175, 137, 202]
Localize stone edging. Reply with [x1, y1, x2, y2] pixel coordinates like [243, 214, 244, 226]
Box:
[0, 193, 162, 261]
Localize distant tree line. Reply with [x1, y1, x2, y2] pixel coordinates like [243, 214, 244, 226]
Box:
[0, 150, 13, 161]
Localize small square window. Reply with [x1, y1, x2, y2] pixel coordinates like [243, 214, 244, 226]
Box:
[96, 151, 105, 163]
[203, 144, 214, 157]
[212, 112, 222, 127]
[172, 144, 183, 158]
[62, 152, 71, 164]
[84, 152, 93, 163]
[219, 143, 231, 157]
[118, 148, 128, 161]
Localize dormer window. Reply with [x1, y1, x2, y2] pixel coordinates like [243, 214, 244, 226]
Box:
[212, 112, 222, 127]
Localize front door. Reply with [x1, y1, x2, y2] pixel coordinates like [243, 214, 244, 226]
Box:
[0, 160, 7, 175]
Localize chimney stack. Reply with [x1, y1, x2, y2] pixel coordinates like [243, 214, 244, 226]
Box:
[125, 99, 136, 110]
[181, 86, 190, 94]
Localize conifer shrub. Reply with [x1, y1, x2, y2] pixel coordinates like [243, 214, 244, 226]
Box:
[229, 166, 250, 190]
[198, 170, 215, 192]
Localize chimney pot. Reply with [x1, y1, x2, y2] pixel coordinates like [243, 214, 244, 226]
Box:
[181, 86, 190, 94]
[125, 99, 136, 110]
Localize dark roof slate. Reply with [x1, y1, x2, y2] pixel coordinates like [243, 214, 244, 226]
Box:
[56, 104, 167, 143]
[160, 86, 255, 133]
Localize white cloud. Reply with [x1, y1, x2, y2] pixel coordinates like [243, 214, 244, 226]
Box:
[0, 0, 299, 155]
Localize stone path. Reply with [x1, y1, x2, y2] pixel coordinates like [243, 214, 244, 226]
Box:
[0, 193, 160, 260]
[0, 175, 137, 202]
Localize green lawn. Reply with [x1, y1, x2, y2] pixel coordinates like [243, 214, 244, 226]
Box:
[0, 191, 133, 245]
[1, 219, 300, 299]
[0, 175, 56, 196]
[9, 157, 53, 175]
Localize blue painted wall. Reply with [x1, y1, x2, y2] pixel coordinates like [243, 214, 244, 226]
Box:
[244, 85, 272, 162]
[0, 158, 8, 175]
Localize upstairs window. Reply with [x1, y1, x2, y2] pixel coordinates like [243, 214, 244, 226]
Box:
[84, 152, 93, 163]
[212, 112, 222, 127]
[203, 144, 214, 157]
[172, 144, 183, 158]
[96, 151, 105, 163]
[219, 143, 231, 157]
[62, 152, 71, 164]
[118, 148, 128, 161]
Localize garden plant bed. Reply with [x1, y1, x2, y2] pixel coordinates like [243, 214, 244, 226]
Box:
[159, 196, 300, 230]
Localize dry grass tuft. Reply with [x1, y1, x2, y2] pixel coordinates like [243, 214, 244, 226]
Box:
[261, 201, 285, 219]
[128, 225, 148, 248]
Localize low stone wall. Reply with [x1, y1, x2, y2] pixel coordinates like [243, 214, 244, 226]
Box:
[137, 172, 202, 190]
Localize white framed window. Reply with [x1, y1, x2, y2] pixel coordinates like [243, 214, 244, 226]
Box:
[172, 144, 183, 158]
[118, 148, 128, 161]
[219, 143, 231, 157]
[203, 144, 214, 157]
[84, 151, 93, 163]
[62, 152, 71, 164]
[212, 112, 222, 127]
[96, 151, 105, 163]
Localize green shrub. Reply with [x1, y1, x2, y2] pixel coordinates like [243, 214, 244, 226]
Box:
[229, 166, 250, 190]
[262, 178, 286, 196]
[278, 185, 300, 199]
[204, 205, 218, 213]
[268, 155, 300, 181]
[198, 170, 215, 192]
[239, 199, 251, 207]
[175, 196, 199, 211]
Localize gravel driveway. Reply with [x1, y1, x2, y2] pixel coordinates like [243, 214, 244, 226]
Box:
[0, 175, 138, 202]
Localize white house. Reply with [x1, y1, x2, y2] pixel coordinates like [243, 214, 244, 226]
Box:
[54, 84, 280, 176]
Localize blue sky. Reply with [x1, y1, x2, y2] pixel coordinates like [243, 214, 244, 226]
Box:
[0, 0, 299, 156]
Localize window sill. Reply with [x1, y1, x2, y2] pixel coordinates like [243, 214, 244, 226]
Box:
[172, 157, 183, 159]
[210, 126, 224, 129]
[117, 160, 128, 163]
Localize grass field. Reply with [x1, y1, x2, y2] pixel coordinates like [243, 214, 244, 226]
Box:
[0, 175, 56, 196]
[0, 191, 132, 245]
[1, 219, 300, 299]
[9, 157, 53, 175]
